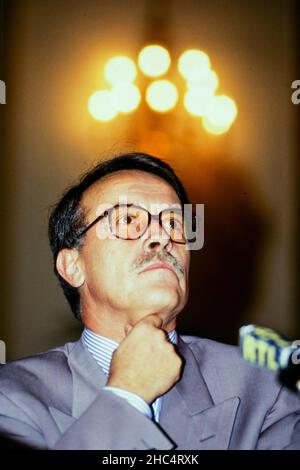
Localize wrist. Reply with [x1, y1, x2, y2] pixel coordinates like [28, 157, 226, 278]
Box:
[106, 378, 152, 404]
[103, 386, 153, 419]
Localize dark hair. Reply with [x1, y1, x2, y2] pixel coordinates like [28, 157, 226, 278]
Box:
[48, 152, 189, 320]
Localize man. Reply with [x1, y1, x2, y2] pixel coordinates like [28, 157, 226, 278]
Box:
[0, 152, 299, 450]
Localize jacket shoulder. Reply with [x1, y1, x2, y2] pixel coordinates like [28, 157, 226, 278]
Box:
[180, 334, 283, 403]
[0, 341, 77, 411]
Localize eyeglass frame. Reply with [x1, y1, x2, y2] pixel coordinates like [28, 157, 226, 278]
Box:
[77, 203, 197, 244]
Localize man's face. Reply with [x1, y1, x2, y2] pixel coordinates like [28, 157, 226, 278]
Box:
[77, 170, 190, 335]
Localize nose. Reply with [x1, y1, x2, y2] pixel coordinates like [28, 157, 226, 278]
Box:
[142, 217, 172, 253]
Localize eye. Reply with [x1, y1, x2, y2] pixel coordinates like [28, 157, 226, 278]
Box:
[119, 214, 135, 225]
[165, 217, 182, 230]
[172, 219, 180, 229]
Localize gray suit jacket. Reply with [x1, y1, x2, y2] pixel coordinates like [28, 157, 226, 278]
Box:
[0, 334, 299, 450]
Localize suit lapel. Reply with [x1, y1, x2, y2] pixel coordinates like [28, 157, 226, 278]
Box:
[48, 337, 106, 434]
[67, 337, 107, 418]
[159, 337, 240, 449]
[49, 406, 75, 434]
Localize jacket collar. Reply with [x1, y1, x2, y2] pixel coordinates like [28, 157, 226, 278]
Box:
[67, 337, 108, 418]
[65, 335, 240, 449]
[158, 336, 240, 449]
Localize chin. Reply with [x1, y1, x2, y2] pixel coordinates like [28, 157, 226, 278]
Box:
[139, 288, 181, 314]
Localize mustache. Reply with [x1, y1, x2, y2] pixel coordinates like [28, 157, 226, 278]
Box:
[132, 251, 185, 277]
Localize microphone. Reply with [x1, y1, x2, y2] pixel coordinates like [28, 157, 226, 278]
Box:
[239, 324, 300, 392]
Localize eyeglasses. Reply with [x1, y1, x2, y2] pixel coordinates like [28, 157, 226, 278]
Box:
[77, 203, 197, 244]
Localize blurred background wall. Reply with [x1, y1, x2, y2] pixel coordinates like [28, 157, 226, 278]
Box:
[0, 0, 299, 360]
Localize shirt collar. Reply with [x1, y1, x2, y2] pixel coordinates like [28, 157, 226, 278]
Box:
[82, 326, 178, 377]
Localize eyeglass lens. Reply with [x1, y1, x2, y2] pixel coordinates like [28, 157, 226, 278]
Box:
[109, 205, 186, 242]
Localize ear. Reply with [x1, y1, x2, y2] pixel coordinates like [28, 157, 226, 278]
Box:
[56, 248, 85, 288]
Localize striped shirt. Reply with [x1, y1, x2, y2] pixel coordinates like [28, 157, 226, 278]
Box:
[82, 327, 178, 422]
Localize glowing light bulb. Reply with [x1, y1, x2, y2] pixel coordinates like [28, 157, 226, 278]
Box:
[88, 90, 118, 121]
[104, 56, 137, 86]
[202, 119, 232, 135]
[202, 95, 238, 134]
[184, 90, 210, 117]
[111, 84, 141, 113]
[178, 49, 211, 81]
[145, 80, 178, 113]
[138, 45, 171, 77]
[187, 70, 219, 97]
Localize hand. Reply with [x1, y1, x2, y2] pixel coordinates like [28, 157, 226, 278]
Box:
[107, 314, 183, 404]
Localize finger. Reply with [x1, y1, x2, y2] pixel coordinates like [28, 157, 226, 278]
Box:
[138, 313, 163, 329]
